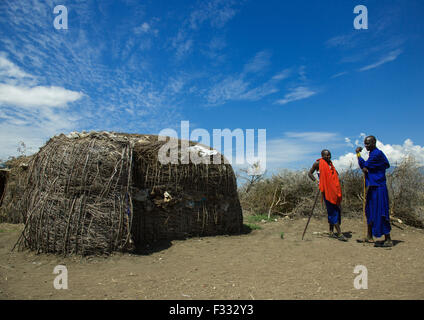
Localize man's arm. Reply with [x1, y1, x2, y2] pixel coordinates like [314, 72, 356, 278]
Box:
[358, 150, 383, 169]
[308, 161, 319, 182]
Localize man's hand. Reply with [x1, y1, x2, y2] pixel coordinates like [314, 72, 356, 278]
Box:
[362, 167, 368, 174]
[356, 147, 363, 154]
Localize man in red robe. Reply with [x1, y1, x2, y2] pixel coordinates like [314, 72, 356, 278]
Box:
[308, 150, 347, 241]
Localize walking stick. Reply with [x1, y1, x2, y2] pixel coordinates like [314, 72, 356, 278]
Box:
[362, 174, 367, 244]
[302, 187, 321, 240]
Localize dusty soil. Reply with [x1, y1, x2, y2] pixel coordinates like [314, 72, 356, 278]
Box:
[1, 217, 423, 300]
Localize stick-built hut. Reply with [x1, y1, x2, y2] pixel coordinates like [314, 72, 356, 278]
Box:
[4, 132, 242, 255]
[0, 157, 31, 223]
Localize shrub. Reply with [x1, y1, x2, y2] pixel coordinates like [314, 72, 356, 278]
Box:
[387, 157, 424, 228]
[238, 158, 424, 228]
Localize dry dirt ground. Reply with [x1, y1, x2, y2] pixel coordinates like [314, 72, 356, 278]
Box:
[1, 217, 423, 300]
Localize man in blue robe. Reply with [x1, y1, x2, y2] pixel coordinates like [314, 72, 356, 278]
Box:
[356, 136, 392, 247]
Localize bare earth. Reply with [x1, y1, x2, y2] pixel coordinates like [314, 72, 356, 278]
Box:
[1, 217, 423, 300]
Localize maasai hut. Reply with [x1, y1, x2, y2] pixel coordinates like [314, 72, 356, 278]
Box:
[0, 156, 32, 224]
[0, 169, 7, 209]
[8, 131, 243, 255]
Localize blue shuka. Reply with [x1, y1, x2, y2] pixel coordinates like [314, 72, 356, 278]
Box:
[324, 196, 341, 225]
[358, 148, 391, 237]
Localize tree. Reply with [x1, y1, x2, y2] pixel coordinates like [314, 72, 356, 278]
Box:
[237, 161, 265, 193]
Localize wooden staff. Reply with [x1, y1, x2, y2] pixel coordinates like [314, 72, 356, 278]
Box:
[362, 174, 367, 244]
[302, 187, 321, 240]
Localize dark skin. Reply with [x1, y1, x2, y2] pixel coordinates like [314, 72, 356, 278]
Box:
[356, 136, 392, 245]
[308, 150, 343, 237]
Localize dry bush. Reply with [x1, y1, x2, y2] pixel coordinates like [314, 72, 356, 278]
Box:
[239, 158, 424, 228]
[387, 157, 424, 228]
[338, 166, 364, 217]
[239, 169, 326, 219]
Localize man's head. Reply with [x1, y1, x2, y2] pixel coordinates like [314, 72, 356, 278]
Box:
[321, 149, 331, 163]
[364, 136, 377, 151]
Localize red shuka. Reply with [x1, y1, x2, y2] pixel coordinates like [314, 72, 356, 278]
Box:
[318, 158, 342, 205]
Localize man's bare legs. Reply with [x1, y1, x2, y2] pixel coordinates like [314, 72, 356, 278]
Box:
[367, 224, 393, 247]
[329, 223, 347, 241]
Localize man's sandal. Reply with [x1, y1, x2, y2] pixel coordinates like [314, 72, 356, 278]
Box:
[356, 238, 374, 243]
[336, 234, 348, 242]
[330, 233, 348, 242]
[376, 240, 393, 247]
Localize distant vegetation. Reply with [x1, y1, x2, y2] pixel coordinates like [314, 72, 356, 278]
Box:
[238, 157, 424, 228]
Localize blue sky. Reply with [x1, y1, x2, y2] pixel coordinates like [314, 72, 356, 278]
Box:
[0, 0, 423, 172]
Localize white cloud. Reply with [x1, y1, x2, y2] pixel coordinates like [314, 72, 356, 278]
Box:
[243, 50, 271, 74]
[206, 76, 249, 104]
[359, 49, 402, 71]
[275, 86, 317, 105]
[272, 69, 291, 80]
[133, 21, 159, 37]
[332, 137, 424, 171]
[377, 138, 424, 166]
[239, 83, 278, 101]
[0, 54, 33, 79]
[0, 84, 84, 108]
[284, 132, 339, 143]
[139, 22, 150, 33]
[189, 0, 238, 29]
[344, 137, 354, 147]
[326, 33, 358, 48]
[172, 29, 193, 59]
[265, 132, 341, 171]
[331, 71, 348, 79]
[171, 0, 239, 60]
[266, 138, 314, 165]
[0, 55, 84, 159]
[0, 112, 77, 160]
[206, 52, 292, 105]
[0, 55, 84, 108]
